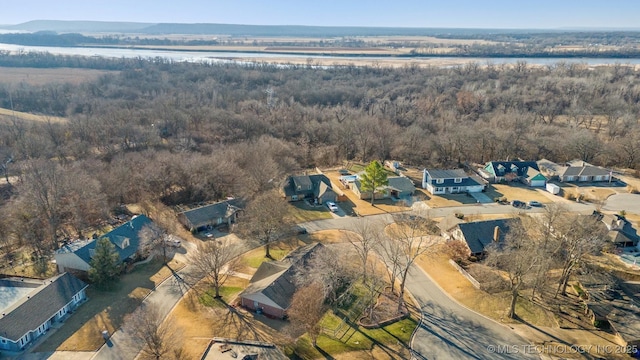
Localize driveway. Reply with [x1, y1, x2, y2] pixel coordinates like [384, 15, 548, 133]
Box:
[603, 193, 640, 212]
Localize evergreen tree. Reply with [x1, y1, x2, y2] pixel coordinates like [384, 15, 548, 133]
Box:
[359, 160, 389, 205]
[88, 237, 121, 289]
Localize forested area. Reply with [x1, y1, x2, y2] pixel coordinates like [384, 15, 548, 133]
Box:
[1, 55, 640, 265]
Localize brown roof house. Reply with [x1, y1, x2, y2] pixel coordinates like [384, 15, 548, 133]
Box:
[239, 243, 323, 319]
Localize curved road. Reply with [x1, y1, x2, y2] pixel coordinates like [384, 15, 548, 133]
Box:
[301, 204, 552, 360]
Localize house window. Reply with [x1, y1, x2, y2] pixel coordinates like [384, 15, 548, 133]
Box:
[436, 179, 444, 184]
[454, 178, 462, 183]
[291, 195, 298, 201]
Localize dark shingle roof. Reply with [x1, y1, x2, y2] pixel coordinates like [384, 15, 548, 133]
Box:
[425, 169, 482, 188]
[65, 215, 154, 265]
[0, 273, 87, 341]
[457, 218, 521, 254]
[180, 200, 242, 229]
[240, 243, 323, 311]
[387, 176, 416, 194]
[283, 174, 333, 198]
[426, 169, 468, 179]
[485, 161, 540, 177]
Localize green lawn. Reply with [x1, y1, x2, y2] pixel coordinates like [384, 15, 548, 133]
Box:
[288, 201, 333, 222]
[289, 311, 417, 359]
[199, 286, 244, 307]
[241, 246, 290, 269]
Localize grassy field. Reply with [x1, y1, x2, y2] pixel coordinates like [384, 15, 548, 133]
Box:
[0, 107, 67, 123]
[239, 241, 297, 270]
[415, 247, 555, 327]
[197, 276, 249, 307]
[35, 258, 184, 352]
[484, 183, 552, 204]
[288, 201, 333, 222]
[0, 67, 114, 85]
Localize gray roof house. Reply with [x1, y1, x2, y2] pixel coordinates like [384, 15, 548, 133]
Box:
[592, 212, 639, 248]
[539, 159, 611, 183]
[55, 215, 153, 273]
[179, 199, 243, 232]
[448, 218, 521, 256]
[0, 273, 88, 352]
[422, 169, 484, 195]
[239, 243, 323, 319]
[281, 174, 337, 204]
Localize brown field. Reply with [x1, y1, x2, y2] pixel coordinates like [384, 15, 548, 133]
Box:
[485, 184, 553, 204]
[0, 107, 67, 123]
[0, 67, 115, 86]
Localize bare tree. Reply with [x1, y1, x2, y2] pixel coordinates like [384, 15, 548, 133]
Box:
[138, 223, 172, 264]
[486, 221, 539, 319]
[343, 218, 381, 281]
[288, 282, 328, 348]
[553, 214, 607, 298]
[124, 303, 182, 360]
[386, 213, 434, 314]
[529, 204, 567, 299]
[189, 239, 240, 299]
[295, 246, 357, 305]
[240, 190, 293, 258]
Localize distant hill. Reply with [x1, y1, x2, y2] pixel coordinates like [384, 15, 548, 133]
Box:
[4, 20, 155, 33]
[0, 20, 549, 37]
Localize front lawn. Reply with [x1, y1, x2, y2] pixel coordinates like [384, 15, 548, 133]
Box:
[240, 242, 296, 269]
[35, 258, 184, 352]
[288, 201, 333, 222]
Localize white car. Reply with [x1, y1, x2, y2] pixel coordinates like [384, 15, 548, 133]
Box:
[326, 201, 339, 212]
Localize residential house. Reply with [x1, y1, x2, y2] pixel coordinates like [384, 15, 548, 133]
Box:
[179, 199, 243, 232]
[592, 211, 639, 248]
[351, 176, 415, 200]
[538, 159, 611, 183]
[422, 169, 484, 195]
[0, 273, 88, 352]
[55, 215, 153, 274]
[281, 174, 337, 204]
[580, 277, 640, 348]
[481, 161, 546, 187]
[239, 243, 323, 319]
[447, 218, 521, 257]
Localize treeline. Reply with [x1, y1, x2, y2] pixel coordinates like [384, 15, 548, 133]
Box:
[1, 55, 640, 257]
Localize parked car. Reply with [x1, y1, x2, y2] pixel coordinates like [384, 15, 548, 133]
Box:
[511, 200, 526, 208]
[528, 200, 542, 207]
[292, 225, 307, 234]
[326, 201, 339, 212]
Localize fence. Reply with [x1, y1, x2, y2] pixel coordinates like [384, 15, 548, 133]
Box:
[448, 259, 481, 289]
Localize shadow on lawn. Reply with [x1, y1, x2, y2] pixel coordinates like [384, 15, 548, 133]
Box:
[34, 260, 163, 352]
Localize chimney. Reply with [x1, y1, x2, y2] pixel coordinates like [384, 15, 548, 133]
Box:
[493, 226, 501, 243]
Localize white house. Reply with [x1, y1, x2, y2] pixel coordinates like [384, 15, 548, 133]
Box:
[0, 273, 87, 352]
[422, 169, 484, 195]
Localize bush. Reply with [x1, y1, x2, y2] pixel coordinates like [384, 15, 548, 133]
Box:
[564, 192, 576, 200]
[454, 212, 464, 219]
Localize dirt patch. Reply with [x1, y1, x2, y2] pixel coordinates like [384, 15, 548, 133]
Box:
[309, 229, 348, 244]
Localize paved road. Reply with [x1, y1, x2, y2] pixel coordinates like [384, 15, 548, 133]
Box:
[406, 265, 538, 360]
[603, 193, 640, 212]
[301, 205, 548, 360]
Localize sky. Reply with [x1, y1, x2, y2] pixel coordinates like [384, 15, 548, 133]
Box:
[1, 0, 639, 29]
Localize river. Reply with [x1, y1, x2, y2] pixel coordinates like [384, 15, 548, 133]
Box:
[2, 42, 640, 67]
